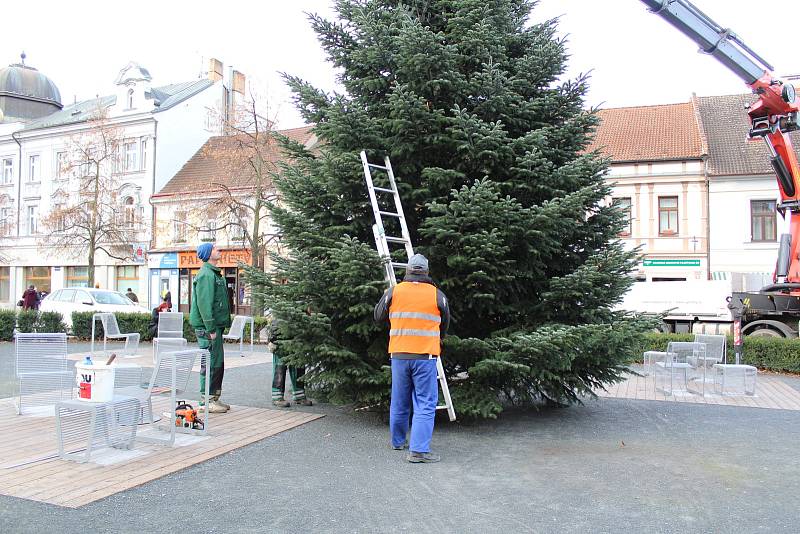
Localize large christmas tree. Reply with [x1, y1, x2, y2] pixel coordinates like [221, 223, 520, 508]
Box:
[248, 0, 652, 418]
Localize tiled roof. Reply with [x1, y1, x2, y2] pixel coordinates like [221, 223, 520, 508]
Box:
[153, 125, 316, 198]
[587, 102, 706, 162]
[695, 93, 800, 176]
[21, 79, 213, 130]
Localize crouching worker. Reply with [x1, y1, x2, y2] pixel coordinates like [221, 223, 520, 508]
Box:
[373, 254, 450, 463]
[189, 242, 231, 413]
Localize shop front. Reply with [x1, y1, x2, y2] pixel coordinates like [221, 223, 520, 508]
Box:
[148, 252, 179, 310]
[641, 257, 707, 282]
[177, 249, 252, 315]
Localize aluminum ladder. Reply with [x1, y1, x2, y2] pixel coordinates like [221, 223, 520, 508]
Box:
[360, 150, 456, 421]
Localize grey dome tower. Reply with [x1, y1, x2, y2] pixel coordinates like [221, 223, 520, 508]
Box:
[0, 52, 62, 121]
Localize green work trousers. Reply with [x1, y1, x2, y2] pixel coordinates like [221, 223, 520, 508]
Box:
[197, 327, 225, 401]
[271, 352, 306, 401]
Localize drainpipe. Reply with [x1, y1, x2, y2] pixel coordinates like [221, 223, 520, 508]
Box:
[11, 130, 22, 238]
[150, 121, 157, 249]
[148, 120, 158, 309]
[704, 156, 711, 281]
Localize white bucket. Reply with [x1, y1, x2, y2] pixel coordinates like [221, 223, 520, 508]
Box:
[75, 363, 116, 402]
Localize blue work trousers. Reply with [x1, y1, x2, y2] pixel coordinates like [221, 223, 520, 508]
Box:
[390, 358, 438, 453]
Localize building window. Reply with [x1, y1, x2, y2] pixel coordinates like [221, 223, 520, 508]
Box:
[124, 141, 138, 172]
[202, 218, 217, 241]
[24, 266, 51, 294]
[658, 196, 679, 235]
[127, 89, 134, 109]
[0, 266, 9, 302]
[123, 196, 136, 228]
[80, 150, 94, 177]
[141, 139, 147, 170]
[173, 211, 188, 243]
[2, 158, 12, 184]
[28, 155, 40, 182]
[56, 152, 70, 180]
[27, 205, 38, 235]
[751, 200, 777, 242]
[612, 197, 632, 236]
[53, 203, 67, 232]
[116, 265, 139, 295]
[65, 266, 89, 288]
[0, 207, 11, 236]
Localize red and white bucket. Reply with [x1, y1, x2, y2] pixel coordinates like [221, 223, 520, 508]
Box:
[75, 363, 116, 402]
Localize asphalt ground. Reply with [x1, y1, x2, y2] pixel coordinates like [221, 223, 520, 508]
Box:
[2, 342, 800, 533]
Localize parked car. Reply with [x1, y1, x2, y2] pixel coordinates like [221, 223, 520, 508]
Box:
[39, 288, 150, 328]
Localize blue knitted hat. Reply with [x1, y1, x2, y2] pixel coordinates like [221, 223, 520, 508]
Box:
[197, 242, 214, 262]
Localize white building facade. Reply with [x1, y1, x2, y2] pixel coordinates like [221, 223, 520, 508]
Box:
[0, 57, 244, 308]
[590, 102, 710, 282]
[696, 93, 799, 290]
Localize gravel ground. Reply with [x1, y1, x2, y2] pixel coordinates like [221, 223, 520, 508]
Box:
[1, 343, 800, 533]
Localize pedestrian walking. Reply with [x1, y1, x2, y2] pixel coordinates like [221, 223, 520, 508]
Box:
[189, 242, 231, 413]
[374, 253, 450, 463]
[21, 285, 39, 311]
[125, 288, 139, 302]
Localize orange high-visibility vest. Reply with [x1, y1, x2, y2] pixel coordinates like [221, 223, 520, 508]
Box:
[388, 282, 441, 356]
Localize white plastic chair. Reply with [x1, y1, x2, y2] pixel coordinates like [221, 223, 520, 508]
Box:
[90, 312, 140, 358]
[14, 333, 73, 414]
[116, 348, 209, 446]
[223, 315, 254, 357]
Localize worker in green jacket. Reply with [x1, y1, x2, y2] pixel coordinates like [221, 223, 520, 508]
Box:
[189, 242, 232, 413]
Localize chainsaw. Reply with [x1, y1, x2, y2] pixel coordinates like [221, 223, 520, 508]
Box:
[174, 401, 204, 430]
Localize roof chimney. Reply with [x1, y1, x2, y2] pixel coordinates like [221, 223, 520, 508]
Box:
[208, 58, 223, 82]
[232, 70, 246, 96]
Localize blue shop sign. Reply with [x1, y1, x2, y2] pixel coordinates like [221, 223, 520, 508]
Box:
[160, 253, 178, 269]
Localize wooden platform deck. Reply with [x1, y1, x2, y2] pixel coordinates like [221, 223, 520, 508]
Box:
[595, 369, 800, 410]
[0, 398, 323, 508]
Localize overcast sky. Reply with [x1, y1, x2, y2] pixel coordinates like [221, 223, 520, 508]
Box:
[3, 0, 798, 129]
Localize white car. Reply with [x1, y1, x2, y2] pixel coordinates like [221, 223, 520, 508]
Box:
[40, 288, 150, 328]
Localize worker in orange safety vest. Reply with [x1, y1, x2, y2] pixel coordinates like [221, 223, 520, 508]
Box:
[374, 253, 450, 463]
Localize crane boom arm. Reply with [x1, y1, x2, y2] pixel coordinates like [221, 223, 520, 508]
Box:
[640, 0, 800, 284]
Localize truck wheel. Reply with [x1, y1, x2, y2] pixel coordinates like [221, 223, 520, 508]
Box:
[747, 327, 783, 338]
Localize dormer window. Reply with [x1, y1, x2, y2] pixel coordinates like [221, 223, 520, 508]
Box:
[127, 89, 134, 110]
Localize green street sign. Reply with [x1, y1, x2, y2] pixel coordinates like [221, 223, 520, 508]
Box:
[643, 259, 701, 267]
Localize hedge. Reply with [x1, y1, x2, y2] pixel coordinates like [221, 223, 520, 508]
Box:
[70, 311, 270, 343]
[0, 310, 15, 341]
[639, 333, 800, 374]
[0, 309, 68, 340]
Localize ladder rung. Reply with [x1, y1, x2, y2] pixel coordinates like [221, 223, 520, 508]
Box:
[379, 211, 402, 218]
[384, 236, 408, 243]
[436, 405, 448, 410]
[391, 262, 408, 269]
[368, 163, 388, 170]
[373, 186, 395, 193]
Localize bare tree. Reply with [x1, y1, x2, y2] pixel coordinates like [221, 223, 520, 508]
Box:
[41, 110, 144, 286]
[200, 93, 282, 271]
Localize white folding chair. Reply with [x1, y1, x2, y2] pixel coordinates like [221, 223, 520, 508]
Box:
[223, 315, 254, 357]
[91, 312, 140, 358]
[14, 333, 73, 415]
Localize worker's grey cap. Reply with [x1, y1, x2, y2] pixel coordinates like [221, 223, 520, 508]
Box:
[407, 253, 429, 274]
